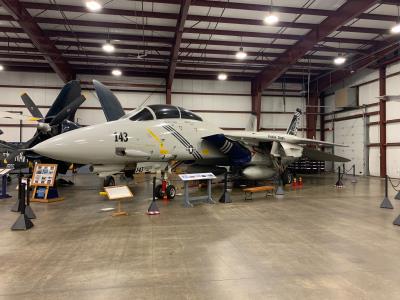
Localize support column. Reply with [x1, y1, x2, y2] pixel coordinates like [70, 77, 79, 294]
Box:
[379, 66, 387, 178]
[320, 95, 325, 142]
[166, 87, 172, 105]
[251, 81, 261, 131]
[306, 93, 319, 139]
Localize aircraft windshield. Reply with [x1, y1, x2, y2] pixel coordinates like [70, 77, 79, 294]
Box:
[148, 105, 180, 119]
[179, 107, 202, 121]
[124, 105, 202, 121]
[129, 108, 154, 121]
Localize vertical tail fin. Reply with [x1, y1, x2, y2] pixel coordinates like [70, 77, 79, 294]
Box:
[286, 108, 302, 136]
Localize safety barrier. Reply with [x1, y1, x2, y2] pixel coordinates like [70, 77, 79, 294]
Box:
[379, 175, 400, 225]
[335, 164, 357, 188]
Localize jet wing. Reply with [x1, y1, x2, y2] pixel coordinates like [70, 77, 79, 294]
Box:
[224, 130, 347, 147]
[302, 148, 350, 162]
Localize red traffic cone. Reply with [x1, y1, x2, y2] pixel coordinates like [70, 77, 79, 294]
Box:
[292, 178, 297, 189]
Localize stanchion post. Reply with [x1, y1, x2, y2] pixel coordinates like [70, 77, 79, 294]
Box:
[219, 171, 231, 203]
[351, 164, 357, 183]
[380, 175, 394, 209]
[11, 180, 34, 230]
[24, 177, 36, 219]
[11, 175, 22, 212]
[335, 166, 343, 188]
[147, 176, 160, 215]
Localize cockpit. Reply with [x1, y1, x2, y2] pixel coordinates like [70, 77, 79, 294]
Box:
[126, 105, 203, 122]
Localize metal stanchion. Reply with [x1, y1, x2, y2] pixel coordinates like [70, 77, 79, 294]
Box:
[147, 177, 160, 215]
[11, 180, 34, 230]
[219, 171, 231, 203]
[24, 177, 36, 219]
[335, 166, 343, 188]
[380, 175, 393, 209]
[351, 165, 357, 183]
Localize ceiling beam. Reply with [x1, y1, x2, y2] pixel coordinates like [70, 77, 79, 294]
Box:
[140, 0, 400, 22]
[0, 26, 368, 54]
[16, 3, 392, 38]
[254, 0, 380, 92]
[0, 0, 74, 83]
[313, 40, 400, 93]
[167, 0, 191, 89]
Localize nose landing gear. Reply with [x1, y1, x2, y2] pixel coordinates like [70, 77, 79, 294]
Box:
[103, 176, 116, 187]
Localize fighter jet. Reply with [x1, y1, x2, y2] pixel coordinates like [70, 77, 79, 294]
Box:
[31, 100, 349, 192]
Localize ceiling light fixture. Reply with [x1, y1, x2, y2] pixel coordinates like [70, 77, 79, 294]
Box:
[236, 47, 247, 60]
[102, 41, 115, 53]
[218, 73, 227, 80]
[391, 23, 400, 34]
[264, 13, 279, 25]
[112, 69, 122, 76]
[264, 0, 279, 25]
[334, 55, 346, 65]
[86, 1, 102, 11]
[392, 6, 400, 34]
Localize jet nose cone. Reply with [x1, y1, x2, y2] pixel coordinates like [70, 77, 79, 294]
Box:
[31, 138, 63, 160]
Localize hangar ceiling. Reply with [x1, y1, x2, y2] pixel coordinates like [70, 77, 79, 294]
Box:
[0, 0, 399, 91]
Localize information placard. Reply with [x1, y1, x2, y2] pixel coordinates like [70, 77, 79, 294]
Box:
[31, 164, 58, 187]
[178, 172, 216, 181]
[104, 185, 133, 200]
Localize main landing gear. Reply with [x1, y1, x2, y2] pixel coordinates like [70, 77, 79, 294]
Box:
[155, 171, 176, 200]
[155, 183, 176, 200]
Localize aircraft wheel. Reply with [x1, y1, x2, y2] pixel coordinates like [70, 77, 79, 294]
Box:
[155, 184, 163, 199]
[103, 176, 115, 187]
[166, 185, 176, 199]
[282, 170, 293, 185]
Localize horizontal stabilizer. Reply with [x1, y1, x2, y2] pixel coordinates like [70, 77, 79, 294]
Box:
[303, 148, 350, 162]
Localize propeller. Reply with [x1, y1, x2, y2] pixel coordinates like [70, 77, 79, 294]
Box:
[49, 95, 85, 126]
[93, 79, 125, 121]
[46, 80, 81, 119]
[0, 110, 41, 122]
[20, 93, 43, 119]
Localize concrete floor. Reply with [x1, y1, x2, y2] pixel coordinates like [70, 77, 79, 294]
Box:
[1, 173, 400, 299]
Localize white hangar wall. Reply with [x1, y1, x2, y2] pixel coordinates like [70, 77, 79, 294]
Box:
[323, 60, 400, 178]
[0, 71, 304, 142]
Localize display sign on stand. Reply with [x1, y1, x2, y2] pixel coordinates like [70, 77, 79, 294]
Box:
[30, 164, 64, 203]
[104, 185, 133, 217]
[178, 172, 216, 208]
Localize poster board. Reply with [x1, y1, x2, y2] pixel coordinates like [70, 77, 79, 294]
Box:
[104, 185, 133, 200]
[31, 164, 58, 187]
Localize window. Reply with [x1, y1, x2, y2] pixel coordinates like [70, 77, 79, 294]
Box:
[149, 105, 180, 119]
[179, 107, 202, 121]
[129, 108, 154, 121]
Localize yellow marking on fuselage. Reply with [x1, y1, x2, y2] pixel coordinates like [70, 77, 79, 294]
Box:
[202, 149, 209, 155]
[147, 128, 169, 155]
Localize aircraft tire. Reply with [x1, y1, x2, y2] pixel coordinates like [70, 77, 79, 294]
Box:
[166, 185, 176, 199]
[155, 184, 163, 199]
[282, 170, 293, 185]
[103, 176, 115, 187]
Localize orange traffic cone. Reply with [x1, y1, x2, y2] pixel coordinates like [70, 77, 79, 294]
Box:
[292, 178, 297, 189]
[298, 177, 303, 188]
